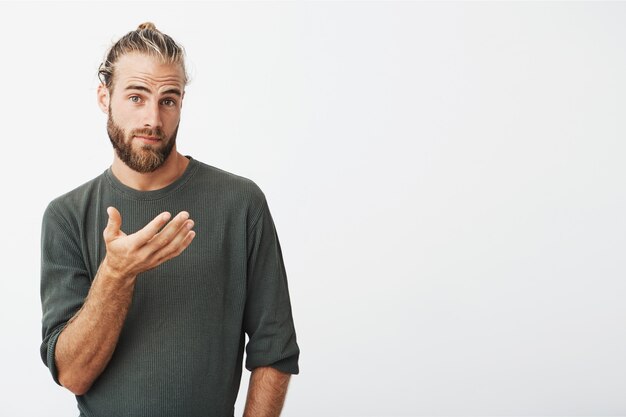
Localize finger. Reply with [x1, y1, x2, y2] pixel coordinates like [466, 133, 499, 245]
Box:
[149, 218, 196, 263]
[131, 211, 173, 246]
[154, 229, 196, 265]
[143, 211, 192, 251]
[103, 206, 122, 242]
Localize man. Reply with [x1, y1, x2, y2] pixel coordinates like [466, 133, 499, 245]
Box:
[40, 22, 300, 417]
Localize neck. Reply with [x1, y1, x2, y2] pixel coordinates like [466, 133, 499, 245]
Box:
[110, 148, 190, 191]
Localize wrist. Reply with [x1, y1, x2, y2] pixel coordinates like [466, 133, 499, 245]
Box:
[101, 256, 136, 283]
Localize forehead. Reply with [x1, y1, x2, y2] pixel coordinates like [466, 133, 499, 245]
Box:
[113, 52, 185, 92]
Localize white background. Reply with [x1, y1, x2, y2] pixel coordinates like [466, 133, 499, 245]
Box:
[1, 1, 625, 416]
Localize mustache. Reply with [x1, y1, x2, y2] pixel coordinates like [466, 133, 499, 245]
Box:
[130, 127, 165, 140]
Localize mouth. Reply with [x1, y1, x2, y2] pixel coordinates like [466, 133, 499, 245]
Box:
[134, 135, 161, 144]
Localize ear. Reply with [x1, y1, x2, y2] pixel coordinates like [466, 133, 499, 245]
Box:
[97, 84, 110, 114]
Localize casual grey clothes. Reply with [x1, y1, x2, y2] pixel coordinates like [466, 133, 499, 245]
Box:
[40, 156, 300, 417]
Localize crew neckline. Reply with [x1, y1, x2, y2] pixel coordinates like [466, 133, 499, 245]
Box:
[104, 155, 199, 201]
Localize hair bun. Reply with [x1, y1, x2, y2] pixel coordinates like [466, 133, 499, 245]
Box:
[137, 22, 157, 31]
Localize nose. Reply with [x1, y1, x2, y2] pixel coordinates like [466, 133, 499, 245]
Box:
[142, 100, 162, 128]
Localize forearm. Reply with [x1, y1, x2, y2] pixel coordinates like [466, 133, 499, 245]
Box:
[243, 366, 291, 417]
[55, 257, 136, 395]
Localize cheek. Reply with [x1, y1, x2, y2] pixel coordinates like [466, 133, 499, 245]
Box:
[111, 106, 135, 129]
[162, 112, 181, 131]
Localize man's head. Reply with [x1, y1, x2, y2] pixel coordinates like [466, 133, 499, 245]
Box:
[97, 22, 188, 173]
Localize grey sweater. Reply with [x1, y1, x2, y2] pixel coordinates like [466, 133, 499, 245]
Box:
[40, 156, 300, 417]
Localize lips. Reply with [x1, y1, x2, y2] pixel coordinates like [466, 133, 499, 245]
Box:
[134, 135, 161, 143]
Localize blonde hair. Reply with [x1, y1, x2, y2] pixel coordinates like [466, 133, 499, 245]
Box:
[98, 22, 188, 92]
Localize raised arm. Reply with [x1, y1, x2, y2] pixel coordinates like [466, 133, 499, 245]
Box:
[52, 207, 195, 395]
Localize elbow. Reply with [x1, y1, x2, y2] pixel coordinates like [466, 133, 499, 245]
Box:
[67, 384, 90, 397]
[58, 371, 92, 396]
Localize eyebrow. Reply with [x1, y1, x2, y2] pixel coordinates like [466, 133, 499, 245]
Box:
[124, 85, 182, 97]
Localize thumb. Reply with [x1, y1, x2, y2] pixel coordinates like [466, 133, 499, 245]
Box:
[104, 206, 122, 240]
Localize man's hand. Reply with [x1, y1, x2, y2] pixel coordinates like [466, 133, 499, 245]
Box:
[55, 206, 196, 395]
[103, 206, 196, 277]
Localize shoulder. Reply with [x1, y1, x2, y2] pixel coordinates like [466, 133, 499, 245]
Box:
[42, 172, 107, 229]
[191, 158, 267, 206]
[189, 158, 270, 229]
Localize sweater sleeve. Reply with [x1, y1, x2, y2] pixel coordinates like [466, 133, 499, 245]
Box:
[40, 203, 92, 385]
[243, 196, 300, 374]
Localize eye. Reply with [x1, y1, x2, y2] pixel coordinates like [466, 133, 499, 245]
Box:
[162, 98, 176, 107]
[129, 95, 141, 103]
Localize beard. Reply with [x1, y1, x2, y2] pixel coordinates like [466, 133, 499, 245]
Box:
[106, 109, 178, 173]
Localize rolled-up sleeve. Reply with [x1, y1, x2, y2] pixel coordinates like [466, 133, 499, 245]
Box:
[244, 197, 300, 374]
[40, 203, 91, 385]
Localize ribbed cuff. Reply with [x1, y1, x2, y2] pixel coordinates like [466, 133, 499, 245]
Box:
[46, 325, 66, 386]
